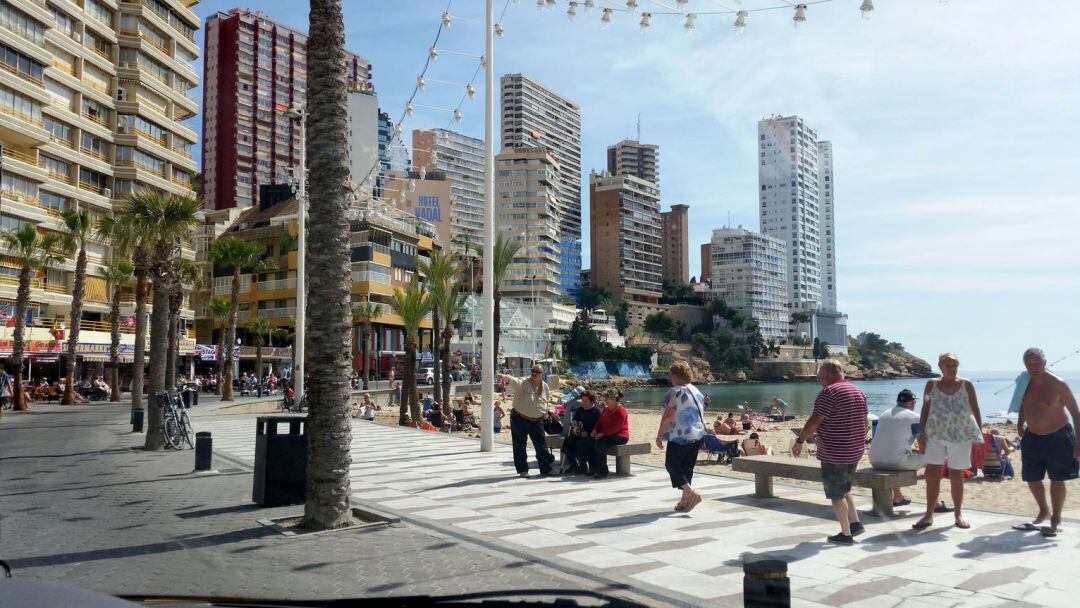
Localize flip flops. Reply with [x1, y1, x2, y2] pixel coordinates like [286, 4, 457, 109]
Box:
[912, 518, 933, 530]
[893, 498, 912, 507]
[933, 503, 954, 513]
[1012, 522, 1040, 531]
[1040, 526, 1060, 537]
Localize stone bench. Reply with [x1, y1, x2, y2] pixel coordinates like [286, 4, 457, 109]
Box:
[731, 455, 917, 517]
[546, 434, 651, 476]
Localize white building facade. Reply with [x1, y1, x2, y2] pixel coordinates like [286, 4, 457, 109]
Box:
[710, 227, 790, 342]
[817, 140, 837, 312]
[412, 128, 484, 254]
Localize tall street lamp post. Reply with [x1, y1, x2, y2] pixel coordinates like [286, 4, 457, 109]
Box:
[285, 107, 306, 405]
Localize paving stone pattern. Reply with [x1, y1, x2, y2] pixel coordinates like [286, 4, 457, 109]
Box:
[196, 415, 1080, 608]
[0, 405, 652, 605]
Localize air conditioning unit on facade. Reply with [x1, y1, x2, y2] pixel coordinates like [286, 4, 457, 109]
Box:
[102, 188, 112, 198]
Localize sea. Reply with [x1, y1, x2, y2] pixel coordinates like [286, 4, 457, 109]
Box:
[621, 371, 1080, 420]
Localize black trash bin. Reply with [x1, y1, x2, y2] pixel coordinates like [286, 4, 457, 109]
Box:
[743, 554, 790, 608]
[252, 414, 307, 507]
[181, 386, 195, 408]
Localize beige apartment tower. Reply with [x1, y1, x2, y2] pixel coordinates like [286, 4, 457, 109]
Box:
[0, 0, 200, 343]
[588, 171, 662, 305]
[660, 204, 689, 288]
[494, 147, 561, 303]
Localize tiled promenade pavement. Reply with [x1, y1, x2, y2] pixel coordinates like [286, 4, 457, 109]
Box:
[0, 404, 654, 606]
[202, 415, 1080, 608]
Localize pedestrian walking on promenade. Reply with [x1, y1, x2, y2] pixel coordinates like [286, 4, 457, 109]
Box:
[793, 360, 870, 545]
[1014, 347, 1080, 537]
[589, 389, 629, 479]
[499, 365, 554, 478]
[913, 353, 982, 530]
[656, 361, 707, 512]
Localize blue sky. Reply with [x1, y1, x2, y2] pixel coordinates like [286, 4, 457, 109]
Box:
[192, 1, 1080, 372]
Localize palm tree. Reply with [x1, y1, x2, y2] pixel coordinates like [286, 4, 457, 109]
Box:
[56, 209, 92, 405]
[166, 259, 201, 390]
[209, 237, 274, 401]
[245, 315, 279, 397]
[97, 259, 133, 402]
[352, 300, 377, 390]
[417, 250, 457, 405]
[114, 191, 201, 450]
[388, 276, 432, 426]
[208, 298, 232, 395]
[0, 225, 65, 410]
[303, 0, 356, 531]
[434, 278, 469, 416]
[477, 236, 521, 366]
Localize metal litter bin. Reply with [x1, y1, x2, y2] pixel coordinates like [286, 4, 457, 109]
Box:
[252, 414, 307, 506]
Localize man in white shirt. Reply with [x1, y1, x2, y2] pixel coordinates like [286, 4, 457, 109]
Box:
[869, 389, 923, 506]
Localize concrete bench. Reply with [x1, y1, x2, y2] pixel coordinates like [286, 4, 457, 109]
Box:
[546, 434, 651, 476]
[732, 455, 917, 517]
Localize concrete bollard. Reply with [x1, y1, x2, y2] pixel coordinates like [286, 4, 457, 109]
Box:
[194, 431, 213, 471]
[132, 408, 144, 433]
[743, 553, 790, 608]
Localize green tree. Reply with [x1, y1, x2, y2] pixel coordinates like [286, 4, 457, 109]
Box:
[210, 237, 274, 401]
[208, 298, 232, 395]
[432, 277, 469, 417]
[0, 225, 65, 410]
[389, 276, 432, 426]
[418, 250, 457, 405]
[562, 310, 605, 363]
[58, 209, 92, 405]
[474, 235, 520, 365]
[813, 338, 830, 361]
[166, 259, 201, 390]
[644, 312, 679, 340]
[613, 301, 630, 336]
[352, 300, 377, 391]
[576, 284, 612, 312]
[790, 311, 812, 325]
[304, 0, 357, 532]
[97, 259, 133, 401]
[114, 191, 201, 450]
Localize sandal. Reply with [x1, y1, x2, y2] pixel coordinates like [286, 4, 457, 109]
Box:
[683, 493, 703, 512]
[912, 518, 933, 530]
[1012, 522, 1040, 531]
[954, 518, 971, 529]
[1040, 526, 1060, 537]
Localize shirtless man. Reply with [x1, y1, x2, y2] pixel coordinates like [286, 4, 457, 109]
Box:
[1016, 347, 1080, 536]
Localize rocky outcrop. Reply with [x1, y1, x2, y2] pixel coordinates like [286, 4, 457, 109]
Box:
[843, 349, 934, 380]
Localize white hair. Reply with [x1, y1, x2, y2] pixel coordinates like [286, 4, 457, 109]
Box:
[1023, 347, 1046, 362]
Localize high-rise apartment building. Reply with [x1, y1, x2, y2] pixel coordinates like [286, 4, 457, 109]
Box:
[412, 129, 484, 254]
[0, 0, 200, 349]
[607, 139, 659, 188]
[345, 90, 378, 194]
[377, 111, 408, 174]
[660, 204, 690, 287]
[494, 147, 561, 303]
[201, 8, 372, 210]
[589, 171, 662, 305]
[700, 243, 712, 285]
[710, 227, 789, 341]
[817, 140, 837, 312]
[500, 73, 581, 296]
[758, 115, 823, 311]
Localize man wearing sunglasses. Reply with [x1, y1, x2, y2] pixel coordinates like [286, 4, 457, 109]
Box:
[499, 365, 554, 478]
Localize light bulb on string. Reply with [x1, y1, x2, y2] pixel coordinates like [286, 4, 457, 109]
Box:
[626, 0, 639, 15]
[793, 4, 807, 30]
[734, 10, 747, 34]
[429, 46, 438, 61]
[441, 11, 451, 27]
[430, 151, 439, 164]
[417, 76, 426, 91]
[639, 12, 650, 34]
[495, 22, 505, 37]
[453, 109, 462, 123]
[683, 13, 696, 35]
[860, 0, 874, 19]
[567, 2, 577, 21]
[466, 84, 476, 99]
[536, 0, 545, 10]
[405, 101, 414, 116]
[408, 180, 416, 193]
[583, 0, 595, 14]
[394, 124, 402, 138]
[546, 0, 556, 9]
[601, 8, 612, 28]
[419, 166, 427, 180]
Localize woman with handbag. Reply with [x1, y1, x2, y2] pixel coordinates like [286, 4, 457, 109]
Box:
[656, 361, 707, 512]
[589, 389, 630, 479]
[563, 391, 601, 476]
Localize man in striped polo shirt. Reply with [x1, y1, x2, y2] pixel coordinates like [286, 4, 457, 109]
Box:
[794, 359, 870, 545]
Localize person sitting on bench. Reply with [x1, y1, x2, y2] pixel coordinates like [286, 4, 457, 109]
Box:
[563, 390, 601, 476]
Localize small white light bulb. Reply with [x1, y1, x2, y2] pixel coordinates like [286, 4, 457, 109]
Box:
[860, 0, 874, 19]
[639, 12, 650, 34]
[583, 0, 595, 14]
[442, 11, 451, 27]
[601, 8, 612, 28]
[466, 84, 476, 99]
[793, 4, 807, 29]
[626, 0, 638, 15]
[408, 180, 416, 193]
[494, 22, 505, 37]
[417, 76, 426, 91]
[429, 46, 438, 61]
[453, 109, 462, 123]
[405, 102, 414, 116]
[419, 166, 427, 179]
[683, 13, 696, 35]
[567, 1, 577, 21]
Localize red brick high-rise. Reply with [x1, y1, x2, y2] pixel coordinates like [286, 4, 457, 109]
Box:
[201, 9, 372, 210]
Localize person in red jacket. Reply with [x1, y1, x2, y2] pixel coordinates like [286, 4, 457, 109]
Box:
[589, 388, 629, 479]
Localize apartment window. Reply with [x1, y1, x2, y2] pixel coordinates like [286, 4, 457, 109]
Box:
[0, 3, 45, 45]
[40, 154, 69, 179]
[47, 3, 75, 38]
[43, 117, 72, 143]
[79, 168, 109, 190]
[0, 84, 42, 122]
[0, 43, 44, 83]
[39, 190, 68, 213]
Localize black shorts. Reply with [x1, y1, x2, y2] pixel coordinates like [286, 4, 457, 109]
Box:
[820, 462, 858, 500]
[1021, 425, 1079, 482]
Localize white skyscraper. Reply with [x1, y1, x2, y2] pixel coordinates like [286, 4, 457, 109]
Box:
[818, 141, 837, 312]
[710, 227, 790, 342]
[758, 115, 823, 312]
[412, 129, 485, 253]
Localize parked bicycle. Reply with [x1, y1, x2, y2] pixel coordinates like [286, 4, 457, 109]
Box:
[281, 389, 308, 413]
[157, 391, 194, 450]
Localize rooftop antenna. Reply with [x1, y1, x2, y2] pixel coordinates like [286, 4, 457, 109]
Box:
[636, 113, 641, 142]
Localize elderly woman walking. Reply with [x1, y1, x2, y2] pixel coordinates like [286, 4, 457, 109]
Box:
[656, 361, 707, 512]
[914, 353, 983, 529]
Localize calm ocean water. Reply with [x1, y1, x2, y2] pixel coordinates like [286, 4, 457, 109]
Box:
[621, 371, 1080, 418]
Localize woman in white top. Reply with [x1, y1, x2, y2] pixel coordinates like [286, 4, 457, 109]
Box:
[914, 353, 983, 529]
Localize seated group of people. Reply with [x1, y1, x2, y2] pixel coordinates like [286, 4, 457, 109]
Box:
[419, 392, 481, 432]
[559, 388, 630, 479]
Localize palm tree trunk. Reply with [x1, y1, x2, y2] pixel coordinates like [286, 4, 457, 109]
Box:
[222, 269, 239, 401]
[493, 290, 502, 370]
[361, 321, 370, 391]
[431, 309, 441, 405]
[131, 264, 149, 420]
[302, 0, 355, 532]
[12, 267, 32, 411]
[62, 246, 88, 405]
[441, 326, 453, 417]
[109, 285, 121, 402]
[144, 273, 172, 451]
[402, 334, 418, 425]
[255, 333, 263, 398]
[165, 293, 180, 391]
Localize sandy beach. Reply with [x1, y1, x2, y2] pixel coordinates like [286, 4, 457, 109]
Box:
[367, 395, 1078, 519]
